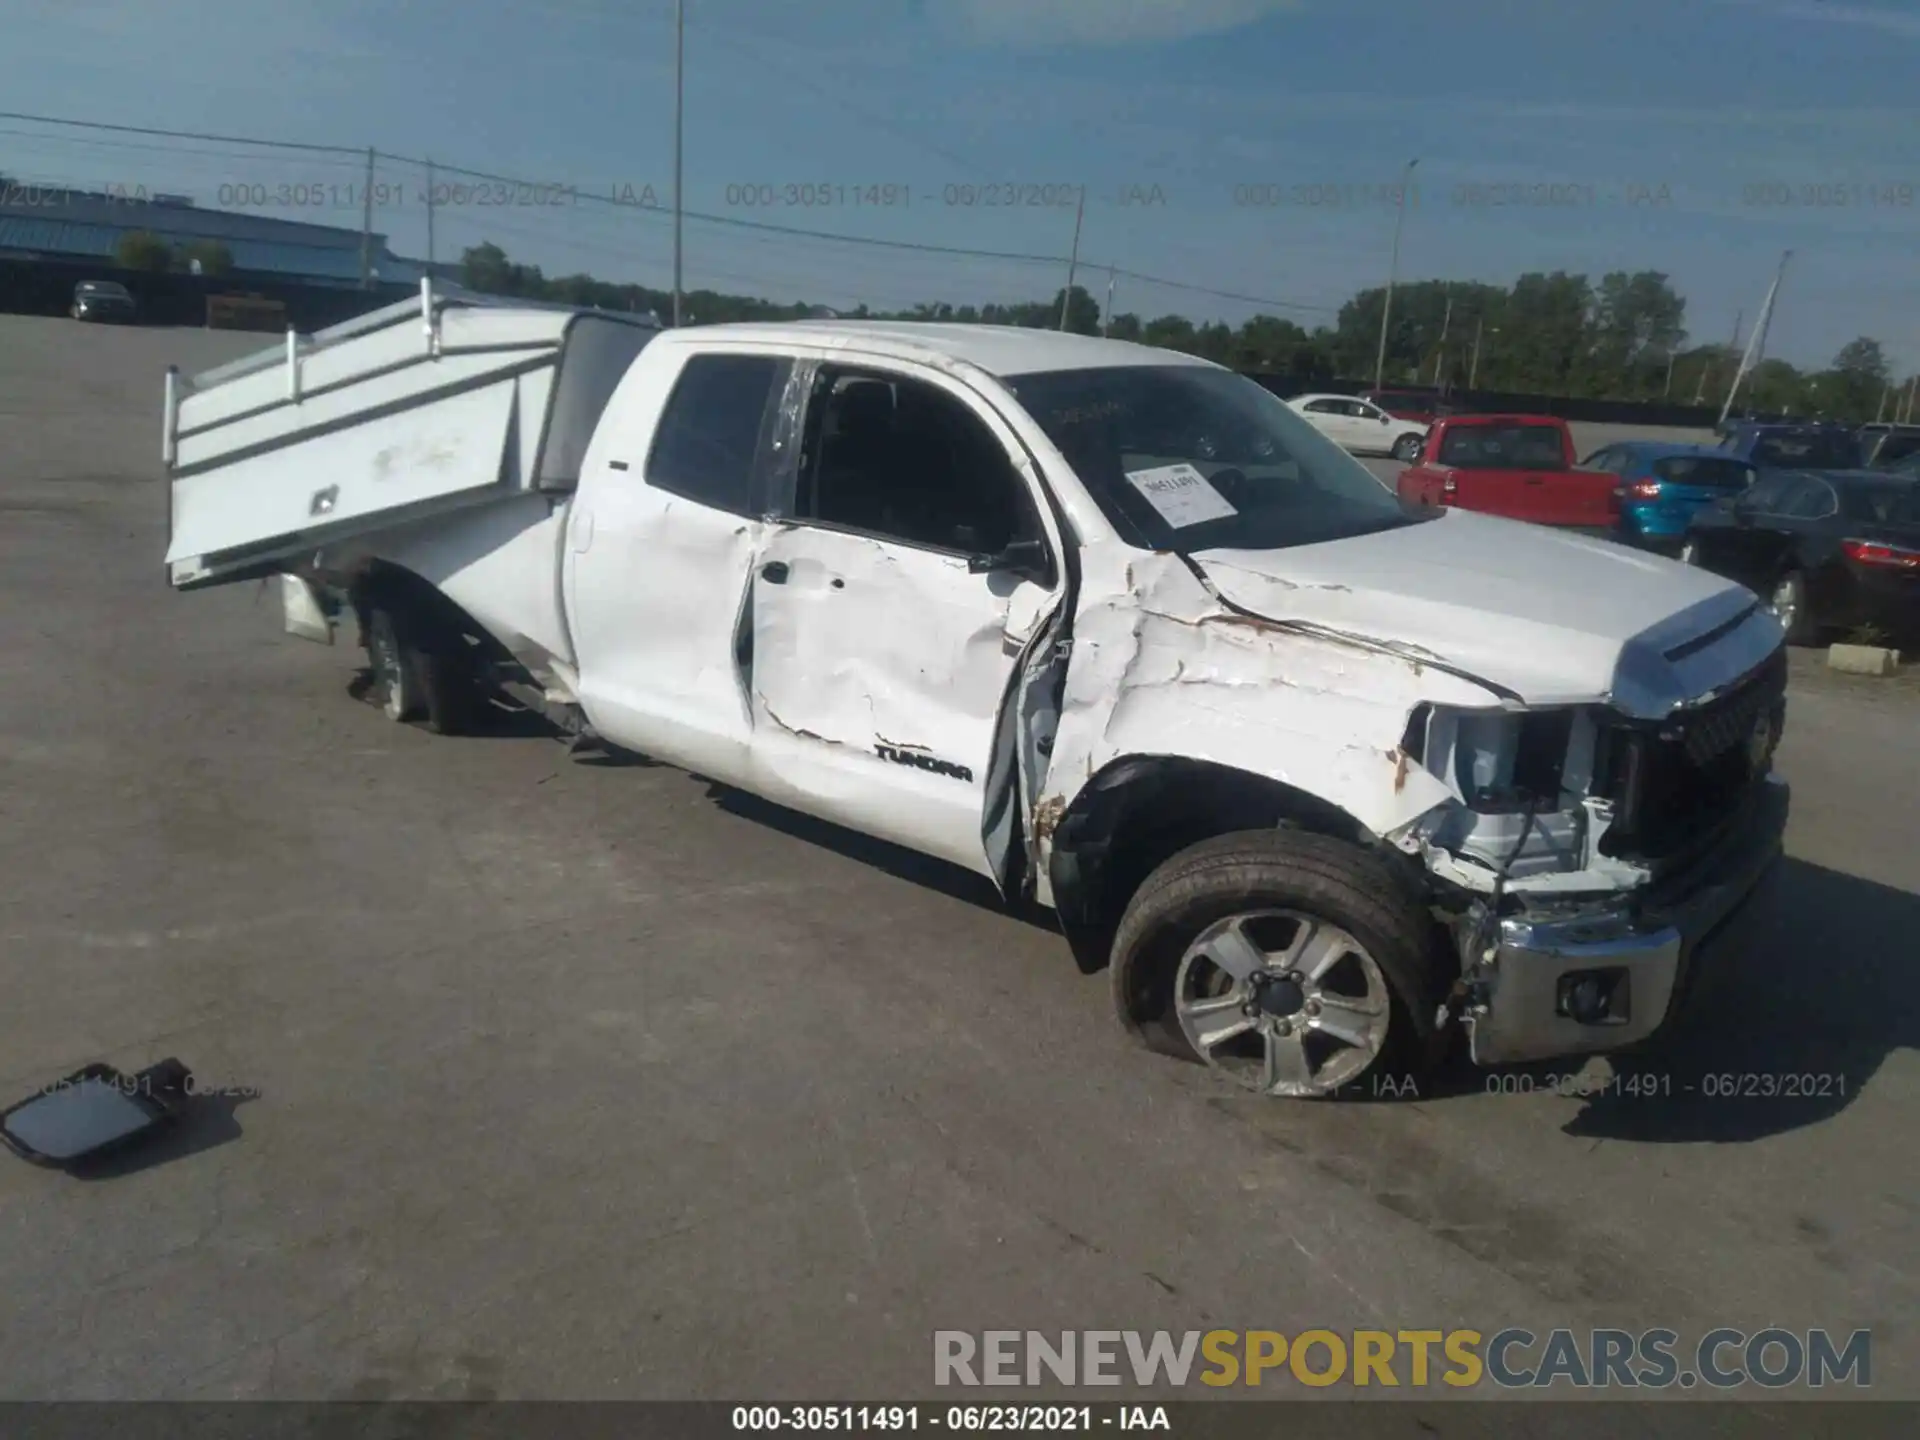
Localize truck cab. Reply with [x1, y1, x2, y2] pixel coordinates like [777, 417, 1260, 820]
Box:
[163, 293, 1791, 1101]
[1397, 414, 1621, 535]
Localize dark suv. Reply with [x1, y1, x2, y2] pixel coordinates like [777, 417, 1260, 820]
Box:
[71, 280, 138, 323]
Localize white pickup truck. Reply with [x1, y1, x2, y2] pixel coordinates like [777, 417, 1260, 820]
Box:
[164, 282, 1790, 1099]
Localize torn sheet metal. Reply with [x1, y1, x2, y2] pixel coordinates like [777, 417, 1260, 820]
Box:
[1036, 547, 1492, 857]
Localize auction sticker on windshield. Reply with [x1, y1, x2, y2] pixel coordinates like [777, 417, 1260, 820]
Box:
[1124, 463, 1238, 528]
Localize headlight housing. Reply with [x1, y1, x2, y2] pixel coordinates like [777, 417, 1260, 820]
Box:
[1403, 705, 1600, 880]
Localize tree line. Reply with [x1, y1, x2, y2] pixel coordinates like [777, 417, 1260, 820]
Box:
[456, 240, 1915, 423]
[113, 230, 233, 277]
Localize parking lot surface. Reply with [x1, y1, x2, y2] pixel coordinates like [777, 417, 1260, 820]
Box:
[1, 316, 1915, 1400]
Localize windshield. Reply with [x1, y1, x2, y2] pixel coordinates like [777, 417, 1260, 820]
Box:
[1749, 432, 1860, 468]
[1008, 365, 1426, 553]
[1436, 423, 1567, 470]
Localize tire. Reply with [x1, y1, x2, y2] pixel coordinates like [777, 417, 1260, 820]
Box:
[1677, 537, 1700, 566]
[1391, 433, 1422, 462]
[365, 604, 485, 735]
[1110, 829, 1447, 1099]
[1767, 569, 1818, 646]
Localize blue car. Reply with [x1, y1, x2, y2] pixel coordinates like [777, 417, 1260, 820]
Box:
[1579, 441, 1758, 553]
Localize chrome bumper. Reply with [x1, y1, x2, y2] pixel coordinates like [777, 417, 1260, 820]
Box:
[1465, 775, 1789, 1067]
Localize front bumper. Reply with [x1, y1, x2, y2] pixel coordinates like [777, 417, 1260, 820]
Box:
[1464, 775, 1789, 1066]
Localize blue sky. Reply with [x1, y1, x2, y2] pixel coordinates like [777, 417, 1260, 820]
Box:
[6, 0, 1919, 370]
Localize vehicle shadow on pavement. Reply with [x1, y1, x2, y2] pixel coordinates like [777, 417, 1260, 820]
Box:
[699, 782, 1063, 933]
[1562, 856, 1918, 1143]
[67, 1091, 256, 1181]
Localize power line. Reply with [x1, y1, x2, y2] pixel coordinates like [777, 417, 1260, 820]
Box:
[0, 108, 361, 156]
[0, 106, 1335, 316]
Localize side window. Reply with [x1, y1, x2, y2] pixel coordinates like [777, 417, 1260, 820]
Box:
[645, 354, 787, 515]
[798, 368, 1036, 555]
[1880, 433, 1920, 466]
[1781, 479, 1837, 519]
[1303, 399, 1340, 414]
[1582, 448, 1617, 473]
[1741, 473, 1793, 512]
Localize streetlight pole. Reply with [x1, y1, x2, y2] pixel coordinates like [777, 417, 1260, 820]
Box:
[1431, 289, 1452, 385]
[1102, 265, 1116, 338]
[1373, 157, 1418, 391]
[672, 0, 685, 328]
[1059, 187, 1086, 331]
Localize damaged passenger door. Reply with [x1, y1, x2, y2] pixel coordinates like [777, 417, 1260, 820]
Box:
[746, 362, 1065, 880]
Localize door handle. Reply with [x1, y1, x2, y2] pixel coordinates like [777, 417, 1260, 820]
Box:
[760, 561, 789, 584]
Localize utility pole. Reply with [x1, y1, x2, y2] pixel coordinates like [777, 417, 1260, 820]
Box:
[1468, 317, 1484, 389]
[359, 147, 376, 290]
[424, 158, 436, 272]
[1059, 187, 1086, 331]
[1102, 265, 1116, 338]
[1431, 289, 1452, 385]
[1719, 252, 1790, 431]
[1695, 309, 1740, 406]
[1373, 158, 1419, 390]
[1904, 375, 1918, 425]
[1663, 351, 1675, 400]
[1749, 252, 1790, 375]
[672, 0, 685, 327]
[1876, 383, 1889, 424]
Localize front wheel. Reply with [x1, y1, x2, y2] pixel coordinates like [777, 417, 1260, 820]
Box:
[1767, 569, 1818, 645]
[1110, 830, 1446, 1099]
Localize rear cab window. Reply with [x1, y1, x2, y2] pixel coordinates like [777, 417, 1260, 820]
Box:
[644, 353, 791, 516]
[1437, 423, 1567, 469]
[1749, 432, 1861, 469]
[1653, 455, 1754, 489]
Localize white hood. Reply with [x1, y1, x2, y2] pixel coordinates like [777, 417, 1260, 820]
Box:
[1193, 510, 1782, 717]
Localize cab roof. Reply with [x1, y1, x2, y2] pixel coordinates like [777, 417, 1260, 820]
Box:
[654, 320, 1222, 378]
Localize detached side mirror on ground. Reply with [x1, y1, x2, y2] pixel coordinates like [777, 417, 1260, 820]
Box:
[967, 538, 1052, 583]
[1, 1060, 193, 1168]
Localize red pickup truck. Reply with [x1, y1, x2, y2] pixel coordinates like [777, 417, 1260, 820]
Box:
[1396, 414, 1620, 534]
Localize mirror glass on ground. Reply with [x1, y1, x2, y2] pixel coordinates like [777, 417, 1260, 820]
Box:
[1, 1073, 170, 1164]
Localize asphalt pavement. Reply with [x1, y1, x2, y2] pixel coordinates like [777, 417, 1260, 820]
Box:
[0, 316, 1913, 1401]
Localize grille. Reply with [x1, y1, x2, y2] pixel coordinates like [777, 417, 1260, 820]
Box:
[1599, 647, 1787, 864]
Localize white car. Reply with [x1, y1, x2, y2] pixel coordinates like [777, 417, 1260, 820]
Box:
[1289, 393, 1428, 461]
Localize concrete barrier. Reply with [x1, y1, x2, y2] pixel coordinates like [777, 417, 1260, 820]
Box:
[1828, 644, 1901, 676]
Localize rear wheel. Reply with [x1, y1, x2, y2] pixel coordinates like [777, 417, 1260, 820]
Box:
[1110, 830, 1447, 1099]
[1391, 433, 1423, 462]
[365, 604, 485, 734]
